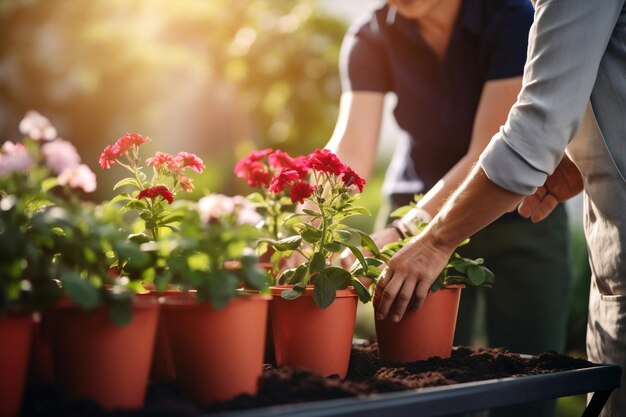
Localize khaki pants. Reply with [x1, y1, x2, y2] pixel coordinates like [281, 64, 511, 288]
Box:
[568, 104, 626, 417]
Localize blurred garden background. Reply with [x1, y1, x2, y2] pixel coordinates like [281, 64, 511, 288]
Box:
[0, 1, 591, 415]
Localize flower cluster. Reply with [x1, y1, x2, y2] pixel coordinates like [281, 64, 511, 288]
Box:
[99, 134, 204, 241]
[240, 148, 374, 308]
[0, 111, 97, 193]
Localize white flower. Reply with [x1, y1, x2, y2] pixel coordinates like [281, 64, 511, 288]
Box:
[237, 207, 262, 226]
[42, 139, 81, 174]
[58, 164, 97, 193]
[19, 110, 57, 141]
[197, 194, 235, 223]
[0, 141, 34, 175]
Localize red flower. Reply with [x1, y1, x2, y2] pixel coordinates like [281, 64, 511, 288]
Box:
[234, 158, 271, 188]
[292, 156, 310, 179]
[268, 168, 300, 193]
[269, 150, 310, 179]
[99, 145, 119, 169]
[248, 148, 273, 161]
[146, 152, 177, 171]
[341, 166, 366, 192]
[290, 181, 315, 204]
[112, 133, 151, 155]
[175, 152, 205, 173]
[137, 185, 174, 204]
[308, 149, 345, 176]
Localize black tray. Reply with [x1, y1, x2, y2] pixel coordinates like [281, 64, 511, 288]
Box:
[210, 362, 621, 417]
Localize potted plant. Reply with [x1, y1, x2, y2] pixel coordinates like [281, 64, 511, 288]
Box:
[373, 198, 495, 363]
[250, 148, 380, 378]
[99, 134, 205, 382]
[158, 193, 270, 404]
[0, 111, 99, 417]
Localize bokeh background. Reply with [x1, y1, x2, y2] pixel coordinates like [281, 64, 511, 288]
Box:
[0, 1, 591, 415]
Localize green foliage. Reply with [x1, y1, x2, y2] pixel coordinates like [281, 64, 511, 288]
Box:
[160, 195, 269, 308]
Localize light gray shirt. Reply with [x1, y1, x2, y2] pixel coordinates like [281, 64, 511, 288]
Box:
[479, 0, 626, 196]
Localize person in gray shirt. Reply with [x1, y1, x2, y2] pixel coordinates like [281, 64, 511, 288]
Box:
[375, 1, 626, 415]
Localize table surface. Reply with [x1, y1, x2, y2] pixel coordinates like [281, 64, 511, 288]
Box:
[209, 362, 622, 417]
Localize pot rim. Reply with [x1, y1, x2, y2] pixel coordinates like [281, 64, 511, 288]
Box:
[160, 291, 272, 308]
[270, 285, 358, 298]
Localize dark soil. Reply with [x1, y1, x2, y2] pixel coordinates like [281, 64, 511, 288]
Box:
[21, 344, 594, 417]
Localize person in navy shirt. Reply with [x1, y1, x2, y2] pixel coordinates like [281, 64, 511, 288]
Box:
[327, 2, 571, 416]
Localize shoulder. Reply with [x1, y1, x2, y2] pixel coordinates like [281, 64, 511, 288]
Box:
[345, 3, 392, 42]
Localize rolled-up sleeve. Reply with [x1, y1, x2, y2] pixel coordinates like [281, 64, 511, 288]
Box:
[480, 0, 624, 195]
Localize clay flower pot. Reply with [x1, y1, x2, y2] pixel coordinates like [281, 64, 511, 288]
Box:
[270, 286, 358, 378]
[162, 293, 270, 404]
[375, 286, 463, 363]
[48, 298, 159, 410]
[0, 314, 33, 417]
[138, 289, 192, 383]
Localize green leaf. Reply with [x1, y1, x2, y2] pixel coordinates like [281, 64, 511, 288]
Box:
[430, 273, 446, 292]
[302, 209, 322, 218]
[323, 242, 342, 253]
[60, 270, 100, 310]
[110, 193, 132, 204]
[41, 177, 59, 192]
[449, 258, 469, 273]
[242, 265, 268, 290]
[108, 300, 133, 326]
[301, 227, 322, 244]
[281, 282, 306, 300]
[246, 192, 265, 204]
[344, 244, 367, 273]
[357, 231, 381, 257]
[204, 270, 240, 309]
[272, 235, 302, 251]
[309, 252, 326, 272]
[113, 177, 141, 191]
[312, 267, 351, 309]
[390, 205, 413, 218]
[468, 265, 486, 286]
[125, 200, 146, 211]
[128, 232, 151, 245]
[352, 278, 372, 303]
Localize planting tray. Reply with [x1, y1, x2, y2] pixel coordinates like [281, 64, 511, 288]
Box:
[209, 361, 621, 417]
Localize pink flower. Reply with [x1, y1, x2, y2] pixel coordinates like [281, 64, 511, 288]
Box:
[179, 175, 194, 192]
[99, 145, 120, 169]
[19, 111, 57, 141]
[113, 133, 151, 155]
[137, 185, 174, 204]
[175, 152, 204, 173]
[0, 141, 33, 175]
[42, 139, 81, 174]
[268, 168, 300, 193]
[308, 149, 345, 176]
[146, 152, 177, 171]
[57, 164, 97, 193]
[341, 166, 366, 192]
[290, 181, 315, 204]
[197, 194, 235, 223]
[232, 195, 262, 226]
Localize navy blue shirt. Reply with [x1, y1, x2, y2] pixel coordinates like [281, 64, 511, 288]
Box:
[340, 0, 534, 201]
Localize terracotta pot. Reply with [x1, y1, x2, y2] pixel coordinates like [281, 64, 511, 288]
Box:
[375, 286, 463, 363]
[30, 316, 54, 384]
[138, 290, 191, 383]
[0, 314, 33, 417]
[270, 286, 358, 378]
[48, 299, 158, 410]
[162, 293, 270, 404]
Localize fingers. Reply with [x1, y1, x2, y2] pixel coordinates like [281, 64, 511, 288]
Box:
[375, 267, 406, 321]
[530, 193, 558, 223]
[518, 186, 546, 218]
[386, 272, 416, 323]
[410, 279, 431, 312]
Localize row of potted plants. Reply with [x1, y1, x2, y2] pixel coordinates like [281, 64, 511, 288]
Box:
[0, 111, 494, 417]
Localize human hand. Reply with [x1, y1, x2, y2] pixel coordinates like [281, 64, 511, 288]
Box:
[518, 154, 583, 222]
[374, 232, 453, 322]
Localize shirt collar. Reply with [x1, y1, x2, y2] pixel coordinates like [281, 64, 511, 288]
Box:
[385, 0, 483, 41]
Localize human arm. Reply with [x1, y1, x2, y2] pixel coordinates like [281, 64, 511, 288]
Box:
[377, 0, 624, 321]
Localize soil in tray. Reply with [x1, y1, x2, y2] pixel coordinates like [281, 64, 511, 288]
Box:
[21, 344, 595, 416]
